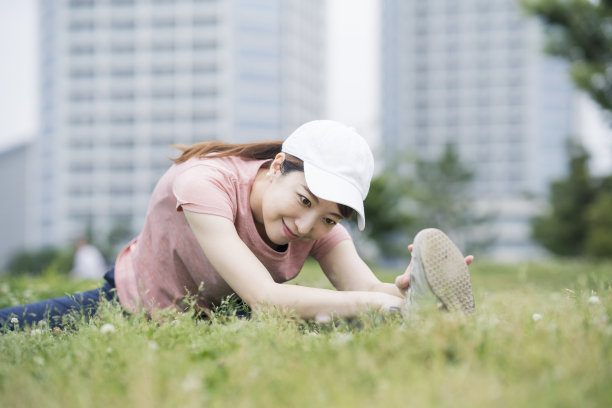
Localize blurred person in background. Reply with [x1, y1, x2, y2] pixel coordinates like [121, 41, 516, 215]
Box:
[70, 237, 108, 280]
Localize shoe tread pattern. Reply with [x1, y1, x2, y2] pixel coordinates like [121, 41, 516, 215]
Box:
[417, 229, 475, 313]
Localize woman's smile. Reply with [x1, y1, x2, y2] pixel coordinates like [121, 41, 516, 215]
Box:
[282, 219, 299, 240]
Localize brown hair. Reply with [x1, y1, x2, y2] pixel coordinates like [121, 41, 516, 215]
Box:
[172, 141, 284, 164]
[172, 140, 355, 219]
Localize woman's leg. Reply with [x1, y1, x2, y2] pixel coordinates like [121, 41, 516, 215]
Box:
[0, 268, 118, 330]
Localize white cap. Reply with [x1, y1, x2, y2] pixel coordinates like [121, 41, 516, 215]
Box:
[282, 120, 374, 230]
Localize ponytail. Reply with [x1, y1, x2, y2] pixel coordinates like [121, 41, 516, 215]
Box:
[172, 141, 284, 164]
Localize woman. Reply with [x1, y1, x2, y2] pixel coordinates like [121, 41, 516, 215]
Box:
[0, 120, 474, 330]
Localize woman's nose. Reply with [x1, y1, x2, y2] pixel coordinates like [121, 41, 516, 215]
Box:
[295, 213, 317, 236]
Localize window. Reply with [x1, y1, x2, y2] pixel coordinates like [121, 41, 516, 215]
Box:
[111, 67, 135, 78]
[193, 15, 218, 26]
[151, 65, 175, 76]
[192, 62, 217, 73]
[69, 20, 95, 32]
[70, 44, 94, 55]
[111, 43, 135, 54]
[152, 18, 175, 28]
[70, 68, 95, 79]
[152, 41, 175, 52]
[110, 89, 135, 100]
[69, 0, 94, 8]
[110, 113, 135, 125]
[152, 88, 175, 99]
[111, 19, 135, 30]
[192, 111, 217, 122]
[192, 40, 217, 51]
[192, 86, 218, 98]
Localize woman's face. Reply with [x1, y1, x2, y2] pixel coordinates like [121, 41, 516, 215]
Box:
[258, 168, 343, 246]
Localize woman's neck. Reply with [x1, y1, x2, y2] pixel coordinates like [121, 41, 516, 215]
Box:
[250, 166, 281, 250]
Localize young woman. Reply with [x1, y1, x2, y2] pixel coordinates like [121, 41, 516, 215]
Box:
[0, 120, 474, 330]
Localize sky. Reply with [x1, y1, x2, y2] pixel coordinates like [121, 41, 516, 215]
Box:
[0, 0, 38, 150]
[0, 0, 379, 151]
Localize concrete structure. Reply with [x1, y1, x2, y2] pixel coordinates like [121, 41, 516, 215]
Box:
[34, 0, 326, 248]
[0, 140, 34, 269]
[381, 0, 578, 259]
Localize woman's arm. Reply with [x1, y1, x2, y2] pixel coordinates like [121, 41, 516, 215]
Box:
[183, 210, 403, 319]
[318, 239, 476, 298]
[318, 239, 405, 298]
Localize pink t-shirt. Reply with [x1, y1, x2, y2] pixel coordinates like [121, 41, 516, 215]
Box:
[114, 155, 351, 314]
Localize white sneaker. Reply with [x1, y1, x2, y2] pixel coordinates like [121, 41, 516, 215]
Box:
[405, 228, 475, 314]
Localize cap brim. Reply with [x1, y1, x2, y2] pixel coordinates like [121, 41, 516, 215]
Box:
[302, 161, 366, 230]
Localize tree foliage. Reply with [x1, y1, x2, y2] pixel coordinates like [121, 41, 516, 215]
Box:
[364, 144, 491, 258]
[531, 143, 597, 255]
[5, 247, 74, 277]
[531, 142, 612, 258]
[522, 0, 612, 114]
[585, 190, 612, 257]
[3, 223, 132, 276]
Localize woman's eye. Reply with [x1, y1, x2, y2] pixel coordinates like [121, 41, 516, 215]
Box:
[299, 195, 311, 207]
[324, 218, 337, 226]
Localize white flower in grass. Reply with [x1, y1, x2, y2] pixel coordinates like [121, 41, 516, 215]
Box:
[588, 295, 601, 304]
[532, 313, 542, 322]
[333, 333, 354, 345]
[30, 329, 42, 336]
[100, 323, 116, 334]
[10, 317, 18, 324]
[148, 340, 159, 351]
[33, 356, 45, 366]
[181, 373, 201, 391]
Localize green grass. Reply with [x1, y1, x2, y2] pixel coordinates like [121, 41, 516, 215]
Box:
[1, 259, 611, 408]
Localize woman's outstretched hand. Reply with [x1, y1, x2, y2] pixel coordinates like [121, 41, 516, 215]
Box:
[394, 244, 474, 292]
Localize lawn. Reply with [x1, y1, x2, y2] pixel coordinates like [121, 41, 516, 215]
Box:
[1, 259, 611, 408]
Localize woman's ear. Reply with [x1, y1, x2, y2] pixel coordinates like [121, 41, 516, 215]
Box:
[269, 153, 286, 176]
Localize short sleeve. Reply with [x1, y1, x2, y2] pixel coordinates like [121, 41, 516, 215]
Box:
[172, 164, 238, 221]
[309, 223, 352, 260]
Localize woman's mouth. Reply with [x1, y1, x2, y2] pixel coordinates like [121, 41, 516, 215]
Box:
[282, 220, 299, 240]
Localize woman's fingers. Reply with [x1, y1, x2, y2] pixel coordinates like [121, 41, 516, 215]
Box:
[395, 273, 409, 288]
[465, 255, 474, 266]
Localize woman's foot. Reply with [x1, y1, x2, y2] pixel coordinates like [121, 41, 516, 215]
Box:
[405, 228, 475, 313]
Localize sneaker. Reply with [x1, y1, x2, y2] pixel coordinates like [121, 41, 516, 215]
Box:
[405, 228, 475, 314]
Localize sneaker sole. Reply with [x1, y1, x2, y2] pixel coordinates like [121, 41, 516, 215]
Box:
[413, 228, 475, 313]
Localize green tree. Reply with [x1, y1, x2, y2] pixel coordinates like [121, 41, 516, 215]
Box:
[531, 142, 598, 255]
[410, 144, 476, 234]
[363, 160, 416, 256]
[522, 0, 612, 114]
[585, 191, 612, 257]
[5, 247, 74, 276]
[364, 144, 490, 258]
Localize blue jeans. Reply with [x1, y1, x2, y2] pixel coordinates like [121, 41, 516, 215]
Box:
[0, 268, 118, 331]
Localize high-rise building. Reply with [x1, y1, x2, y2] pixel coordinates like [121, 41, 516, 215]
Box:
[0, 140, 35, 269]
[34, 0, 325, 248]
[381, 0, 577, 259]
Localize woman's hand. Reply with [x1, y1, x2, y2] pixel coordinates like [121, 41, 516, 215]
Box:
[394, 244, 474, 292]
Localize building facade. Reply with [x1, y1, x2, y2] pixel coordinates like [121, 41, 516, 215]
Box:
[34, 0, 325, 248]
[381, 0, 577, 259]
[0, 140, 34, 269]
